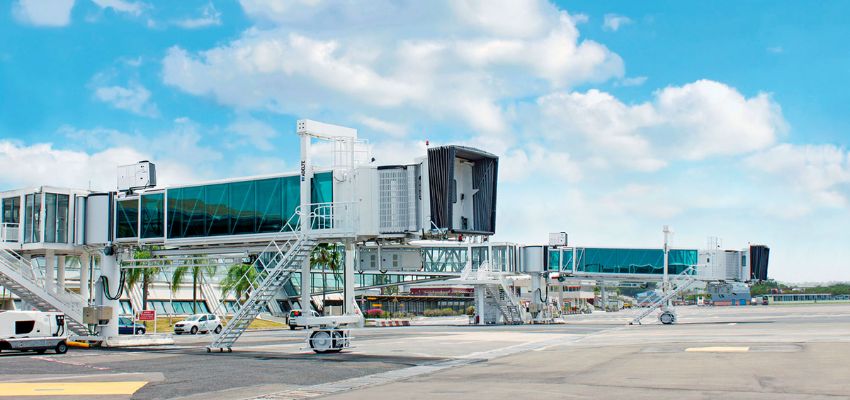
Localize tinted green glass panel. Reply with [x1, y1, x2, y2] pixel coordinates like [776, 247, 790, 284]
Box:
[256, 178, 282, 233]
[562, 249, 574, 271]
[311, 172, 333, 203]
[140, 193, 164, 238]
[164, 173, 319, 239]
[205, 184, 230, 236]
[547, 250, 560, 271]
[282, 176, 300, 230]
[185, 186, 206, 237]
[229, 181, 256, 235]
[167, 188, 183, 238]
[311, 172, 333, 229]
[56, 194, 68, 243]
[574, 248, 697, 275]
[2, 197, 20, 224]
[669, 249, 698, 274]
[44, 193, 56, 242]
[116, 199, 138, 238]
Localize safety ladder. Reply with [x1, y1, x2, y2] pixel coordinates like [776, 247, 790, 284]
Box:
[0, 248, 89, 335]
[630, 266, 697, 325]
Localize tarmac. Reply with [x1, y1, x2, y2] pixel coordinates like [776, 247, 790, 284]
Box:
[1, 304, 848, 399]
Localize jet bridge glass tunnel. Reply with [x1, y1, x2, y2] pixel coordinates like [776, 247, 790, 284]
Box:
[114, 172, 333, 241]
[548, 247, 698, 276]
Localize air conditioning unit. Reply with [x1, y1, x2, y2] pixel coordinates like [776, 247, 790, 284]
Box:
[117, 161, 156, 192]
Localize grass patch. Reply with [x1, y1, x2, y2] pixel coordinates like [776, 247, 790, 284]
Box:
[136, 316, 285, 333]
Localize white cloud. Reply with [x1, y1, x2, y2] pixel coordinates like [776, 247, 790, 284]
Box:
[175, 2, 221, 29]
[746, 143, 850, 211]
[532, 79, 786, 172]
[91, 0, 145, 16]
[12, 0, 75, 27]
[767, 46, 784, 54]
[654, 80, 786, 159]
[162, 1, 623, 135]
[500, 145, 582, 183]
[450, 0, 558, 38]
[603, 14, 632, 32]
[0, 139, 203, 191]
[617, 76, 647, 87]
[93, 83, 158, 117]
[226, 117, 279, 149]
[356, 116, 406, 138]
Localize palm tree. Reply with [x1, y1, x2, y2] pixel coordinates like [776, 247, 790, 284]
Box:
[310, 243, 342, 314]
[171, 259, 215, 315]
[127, 246, 162, 312]
[220, 263, 257, 305]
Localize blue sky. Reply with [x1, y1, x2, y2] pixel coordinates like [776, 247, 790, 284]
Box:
[1, 0, 849, 282]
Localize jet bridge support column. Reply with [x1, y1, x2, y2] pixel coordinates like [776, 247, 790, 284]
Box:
[344, 240, 355, 316]
[57, 255, 66, 292]
[45, 250, 55, 293]
[96, 250, 120, 339]
[300, 130, 314, 313]
[80, 253, 90, 303]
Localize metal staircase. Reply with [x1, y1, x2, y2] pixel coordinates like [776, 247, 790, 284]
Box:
[630, 266, 697, 325]
[207, 235, 317, 351]
[485, 284, 524, 324]
[208, 203, 354, 351]
[460, 261, 526, 325]
[0, 248, 89, 335]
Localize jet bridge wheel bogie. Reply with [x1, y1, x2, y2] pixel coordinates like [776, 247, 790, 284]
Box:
[659, 310, 676, 325]
[309, 330, 333, 353]
[309, 329, 349, 354]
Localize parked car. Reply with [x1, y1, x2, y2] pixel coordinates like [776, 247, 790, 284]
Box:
[0, 311, 68, 354]
[118, 317, 146, 335]
[287, 309, 319, 330]
[174, 314, 222, 335]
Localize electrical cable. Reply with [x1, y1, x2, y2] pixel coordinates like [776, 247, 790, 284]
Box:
[101, 269, 126, 300]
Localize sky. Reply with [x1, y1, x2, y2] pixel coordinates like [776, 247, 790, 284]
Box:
[1, 0, 849, 282]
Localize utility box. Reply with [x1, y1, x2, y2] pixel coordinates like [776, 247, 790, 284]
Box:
[83, 306, 113, 325]
[549, 232, 568, 247]
[117, 161, 157, 192]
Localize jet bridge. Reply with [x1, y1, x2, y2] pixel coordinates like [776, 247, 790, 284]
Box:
[1, 119, 501, 351]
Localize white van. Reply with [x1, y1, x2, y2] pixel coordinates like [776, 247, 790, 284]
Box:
[0, 311, 69, 354]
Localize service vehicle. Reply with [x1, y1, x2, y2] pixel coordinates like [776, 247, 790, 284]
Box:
[118, 317, 146, 335]
[287, 309, 320, 330]
[174, 314, 222, 335]
[0, 311, 69, 354]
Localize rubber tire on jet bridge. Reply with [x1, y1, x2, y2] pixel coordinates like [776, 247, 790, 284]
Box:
[309, 331, 334, 353]
[659, 311, 676, 325]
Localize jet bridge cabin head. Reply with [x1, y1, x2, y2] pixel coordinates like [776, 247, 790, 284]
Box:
[346, 145, 499, 240]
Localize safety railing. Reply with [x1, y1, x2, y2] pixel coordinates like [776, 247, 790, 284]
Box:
[0, 247, 86, 323]
[0, 222, 19, 243]
[213, 202, 355, 314]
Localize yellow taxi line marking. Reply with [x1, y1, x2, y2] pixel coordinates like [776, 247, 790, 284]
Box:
[685, 346, 749, 353]
[0, 381, 148, 396]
